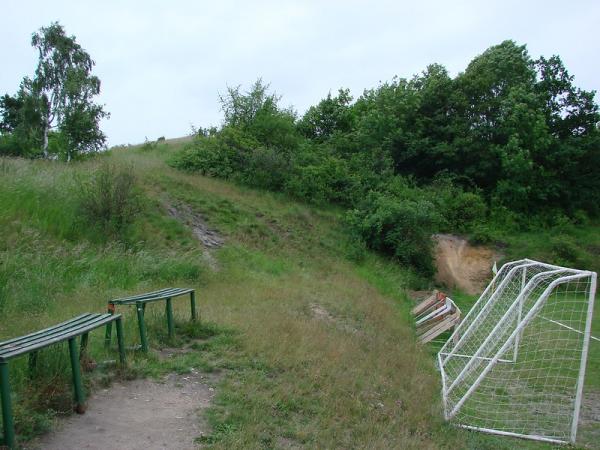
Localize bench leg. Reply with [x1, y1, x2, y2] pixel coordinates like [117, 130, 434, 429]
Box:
[68, 338, 86, 414]
[190, 291, 197, 322]
[0, 362, 15, 449]
[115, 317, 126, 366]
[165, 297, 174, 339]
[80, 333, 89, 359]
[104, 304, 115, 348]
[28, 351, 38, 379]
[136, 302, 149, 352]
[104, 323, 112, 348]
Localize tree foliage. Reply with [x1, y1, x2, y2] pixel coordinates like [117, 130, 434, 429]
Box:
[0, 22, 108, 160]
[171, 41, 599, 273]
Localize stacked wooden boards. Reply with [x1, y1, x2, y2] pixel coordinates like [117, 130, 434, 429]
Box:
[412, 291, 461, 344]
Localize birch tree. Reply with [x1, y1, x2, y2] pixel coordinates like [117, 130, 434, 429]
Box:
[31, 22, 108, 160]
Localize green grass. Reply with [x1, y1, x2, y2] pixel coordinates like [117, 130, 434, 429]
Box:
[443, 284, 600, 448]
[0, 144, 597, 449]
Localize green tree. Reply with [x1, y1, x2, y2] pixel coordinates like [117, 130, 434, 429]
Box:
[297, 88, 354, 142]
[0, 78, 45, 156]
[219, 79, 299, 152]
[31, 22, 108, 160]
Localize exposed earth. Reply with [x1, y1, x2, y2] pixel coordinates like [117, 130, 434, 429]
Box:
[32, 371, 215, 450]
[434, 234, 501, 295]
[165, 201, 224, 271]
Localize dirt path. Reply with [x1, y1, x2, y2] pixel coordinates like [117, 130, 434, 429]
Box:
[165, 202, 224, 271]
[166, 203, 224, 250]
[32, 371, 215, 450]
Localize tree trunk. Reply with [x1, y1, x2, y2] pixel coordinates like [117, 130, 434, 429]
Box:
[42, 118, 49, 159]
[42, 96, 51, 159]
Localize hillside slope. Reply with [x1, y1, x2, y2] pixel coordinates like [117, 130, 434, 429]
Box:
[0, 144, 595, 449]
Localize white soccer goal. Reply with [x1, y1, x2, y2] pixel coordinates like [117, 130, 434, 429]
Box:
[437, 259, 597, 444]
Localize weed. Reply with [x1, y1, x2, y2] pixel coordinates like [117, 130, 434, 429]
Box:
[78, 163, 140, 239]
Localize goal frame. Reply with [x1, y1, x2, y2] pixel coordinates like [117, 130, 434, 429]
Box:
[437, 259, 597, 444]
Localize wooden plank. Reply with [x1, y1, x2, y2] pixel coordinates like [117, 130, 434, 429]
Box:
[411, 291, 439, 316]
[417, 313, 447, 334]
[124, 290, 194, 306]
[1, 315, 111, 356]
[0, 314, 121, 361]
[111, 287, 194, 305]
[110, 287, 174, 303]
[419, 313, 461, 344]
[415, 301, 452, 326]
[415, 298, 446, 322]
[1, 314, 117, 360]
[0, 314, 94, 349]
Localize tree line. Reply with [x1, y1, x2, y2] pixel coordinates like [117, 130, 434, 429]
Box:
[171, 41, 599, 273]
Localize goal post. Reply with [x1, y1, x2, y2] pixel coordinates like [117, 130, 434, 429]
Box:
[437, 259, 597, 444]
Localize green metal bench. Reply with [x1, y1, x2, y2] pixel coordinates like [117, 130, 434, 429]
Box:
[105, 287, 196, 352]
[0, 313, 126, 449]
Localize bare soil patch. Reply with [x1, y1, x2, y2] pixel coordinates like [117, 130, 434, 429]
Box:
[166, 202, 223, 271]
[166, 203, 224, 249]
[433, 234, 501, 295]
[32, 371, 215, 450]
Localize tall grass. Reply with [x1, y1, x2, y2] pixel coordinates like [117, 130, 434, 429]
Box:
[0, 145, 587, 449]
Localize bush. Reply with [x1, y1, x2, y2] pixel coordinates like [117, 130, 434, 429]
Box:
[140, 137, 160, 152]
[0, 133, 39, 157]
[443, 191, 487, 231]
[46, 131, 70, 160]
[0, 133, 22, 156]
[285, 147, 352, 204]
[238, 146, 291, 190]
[469, 223, 498, 245]
[78, 163, 140, 238]
[549, 235, 586, 267]
[169, 127, 258, 178]
[426, 178, 487, 232]
[346, 190, 442, 275]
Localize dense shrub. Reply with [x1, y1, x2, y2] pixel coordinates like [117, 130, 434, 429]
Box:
[238, 146, 291, 190]
[285, 146, 352, 204]
[170, 128, 257, 177]
[297, 88, 354, 142]
[548, 234, 592, 268]
[0, 133, 28, 157]
[347, 188, 442, 275]
[426, 179, 488, 232]
[78, 163, 140, 238]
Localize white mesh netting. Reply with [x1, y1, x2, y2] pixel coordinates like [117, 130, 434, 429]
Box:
[438, 259, 597, 444]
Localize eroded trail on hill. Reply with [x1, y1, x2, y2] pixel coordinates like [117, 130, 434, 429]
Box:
[165, 200, 224, 271]
[33, 372, 215, 450]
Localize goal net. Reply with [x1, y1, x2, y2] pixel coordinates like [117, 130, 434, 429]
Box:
[437, 259, 597, 444]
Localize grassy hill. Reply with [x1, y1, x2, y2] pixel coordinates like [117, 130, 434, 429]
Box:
[0, 142, 597, 449]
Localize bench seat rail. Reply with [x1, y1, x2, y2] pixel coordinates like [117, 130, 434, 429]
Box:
[0, 313, 120, 362]
[0, 313, 126, 449]
[110, 287, 193, 305]
[106, 287, 196, 352]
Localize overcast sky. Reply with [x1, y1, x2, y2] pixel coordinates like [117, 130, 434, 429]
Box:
[2, 0, 599, 146]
